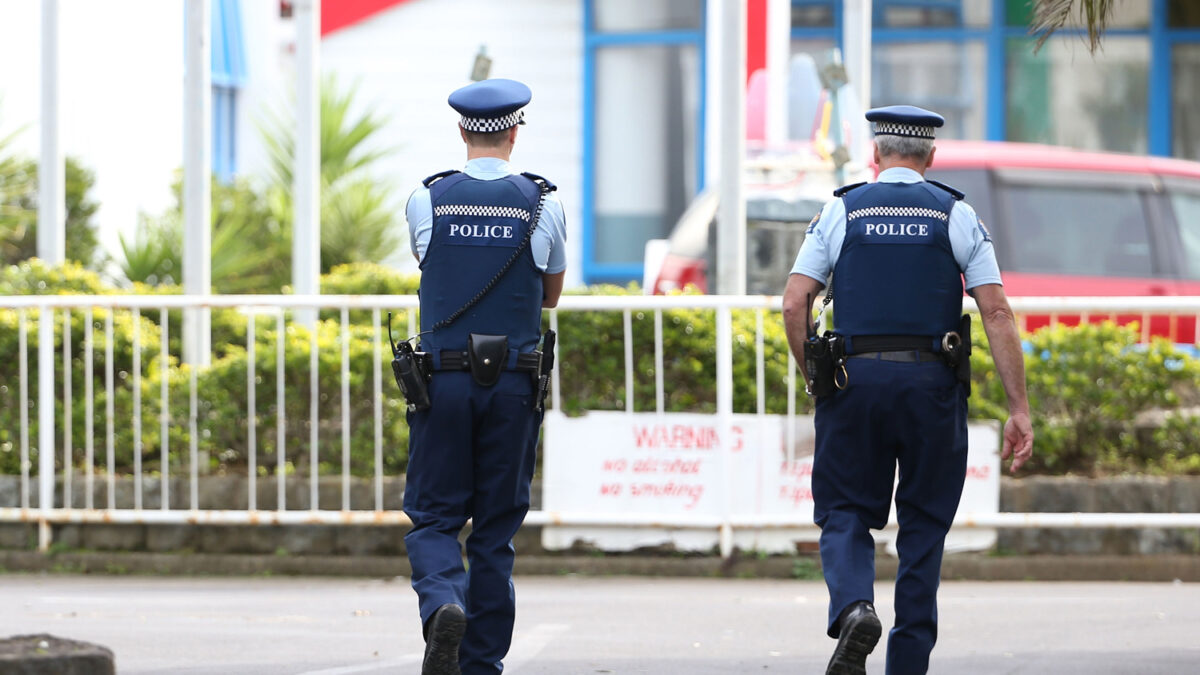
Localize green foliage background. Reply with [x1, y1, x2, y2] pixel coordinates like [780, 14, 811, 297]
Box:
[1, 104, 104, 271]
[2, 260, 1199, 480]
[1, 156, 102, 269]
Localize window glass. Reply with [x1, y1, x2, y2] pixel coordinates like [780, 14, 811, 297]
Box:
[1004, 0, 1032, 26]
[1007, 37, 1149, 154]
[877, 0, 991, 28]
[926, 168, 1001, 266]
[747, 214, 816, 295]
[998, 183, 1152, 277]
[924, 168, 992, 229]
[1173, 45, 1200, 161]
[1168, 191, 1200, 280]
[790, 39, 837, 57]
[593, 0, 703, 31]
[791, 2, 835, 28]
[594, 44, 701, 265]
[1168, 0, 1200, 27]
[872, 41, 986, 140]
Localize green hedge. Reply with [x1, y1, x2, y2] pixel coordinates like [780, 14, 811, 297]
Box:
[554, 284, 802, 416]
[3, 260, 1198, 477]
[0, 260, 408, 478]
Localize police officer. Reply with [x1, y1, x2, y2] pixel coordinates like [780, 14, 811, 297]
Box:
[782, 105, 1034, 675]
[403, 78, 567, 675]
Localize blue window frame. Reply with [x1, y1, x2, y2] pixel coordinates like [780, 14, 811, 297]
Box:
[582, 0, 707, 285]
[211, 0, 246, 182]
[789, 0, 1200, 157]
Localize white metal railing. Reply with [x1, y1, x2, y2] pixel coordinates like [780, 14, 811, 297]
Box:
[1, 294, 1198, 556]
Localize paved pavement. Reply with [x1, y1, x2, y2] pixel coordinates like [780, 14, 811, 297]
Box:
[1, 575, 1198, 674]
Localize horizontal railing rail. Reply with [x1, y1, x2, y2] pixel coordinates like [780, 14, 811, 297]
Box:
[1, 294, 1197, 557]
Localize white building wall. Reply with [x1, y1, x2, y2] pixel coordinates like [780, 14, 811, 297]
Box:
[0, 0, 184, 272]
[319, 0, 585, 284]
[235, 0, 292, 187]
[0, 0, 585, 287]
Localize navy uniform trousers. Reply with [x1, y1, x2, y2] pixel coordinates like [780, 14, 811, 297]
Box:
[812, 354, 968, 675]
[404, 370, 542, 675]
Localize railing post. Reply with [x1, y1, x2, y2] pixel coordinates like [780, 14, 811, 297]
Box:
[623, 309, 634, 413]
[37, 305, 56, 551]
[183, 0, 212, 365]
[716, 304, 734, 559]
[310, 323, 320, 511]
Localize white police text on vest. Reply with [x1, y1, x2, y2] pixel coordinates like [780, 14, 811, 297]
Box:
[448, 223, 515, 239]
[864, 222, 929, 236]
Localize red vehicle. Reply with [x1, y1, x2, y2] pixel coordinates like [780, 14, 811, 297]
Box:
[649, 141, 1200, 344]
[928, 141, 1200, 344]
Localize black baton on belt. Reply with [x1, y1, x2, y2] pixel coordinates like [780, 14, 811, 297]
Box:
[535, 330, 556, 411]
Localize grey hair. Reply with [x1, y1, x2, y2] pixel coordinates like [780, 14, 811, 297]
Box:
[875, 134, 934, 162]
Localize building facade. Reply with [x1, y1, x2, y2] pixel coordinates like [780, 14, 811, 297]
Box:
[240, 0, 1200, 285]
[3, 0, 1200, 287]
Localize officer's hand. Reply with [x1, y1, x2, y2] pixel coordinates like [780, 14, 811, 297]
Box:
[1001, 411, 1034, 473]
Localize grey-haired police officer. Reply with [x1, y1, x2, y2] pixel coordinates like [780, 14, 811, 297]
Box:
[403, 78, 567, 675]
[782, 105, 1033, 675]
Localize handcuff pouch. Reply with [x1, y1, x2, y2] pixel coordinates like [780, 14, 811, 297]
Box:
[467, 333, 508, 387]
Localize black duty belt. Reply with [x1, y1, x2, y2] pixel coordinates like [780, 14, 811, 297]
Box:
[849, 350, 942, 363]
[437, 350, 542, 374]
[850, 335, 940, 353]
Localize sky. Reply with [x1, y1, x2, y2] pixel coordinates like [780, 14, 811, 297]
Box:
[0, 0, 187, 270]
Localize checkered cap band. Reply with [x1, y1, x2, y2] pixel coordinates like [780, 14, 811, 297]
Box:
[847, 206, 949, 221]
[459, 109, 525, 133]
[434, 204, 532, 221]
[872, 121, 936, 139]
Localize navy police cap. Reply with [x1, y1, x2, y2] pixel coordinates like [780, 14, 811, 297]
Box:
[448, 78, 531, 133]
[865, 105, 944, 140]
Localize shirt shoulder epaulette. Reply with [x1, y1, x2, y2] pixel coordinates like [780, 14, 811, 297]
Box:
[833, 182, 867, 197]
[926, 179, 964, 200]
[422, 169, 460, 187]
[520, 171, 557, 191]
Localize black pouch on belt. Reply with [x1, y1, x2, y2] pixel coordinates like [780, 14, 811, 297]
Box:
[467, 333, 508, 386]
[803, 332, 837, 398]
[955, 314, 972, 394]
[391, 341, 432, 411]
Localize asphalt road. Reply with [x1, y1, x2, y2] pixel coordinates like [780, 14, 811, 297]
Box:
[1, 575, 1197, 674]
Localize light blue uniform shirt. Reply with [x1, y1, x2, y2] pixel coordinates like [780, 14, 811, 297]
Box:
[791, 167, 1002, 290]
[406, 157, 568, 274]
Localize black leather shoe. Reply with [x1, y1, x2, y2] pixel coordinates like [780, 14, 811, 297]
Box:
[826, 601, 882, 675]
[422, 603, 466, 675]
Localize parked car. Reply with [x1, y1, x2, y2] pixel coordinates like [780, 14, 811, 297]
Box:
[928, 141, 1200, 343]
[646, 153, 870, 296]
[648, 141, 1200, 344]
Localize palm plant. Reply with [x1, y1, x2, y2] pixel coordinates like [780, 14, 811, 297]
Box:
[118, 215, 174, 285]
[260, 74, 402, 274]
[125, 75, 402, 291]
[1031, 0, 1115, 53]
[121, 176, 287, 293]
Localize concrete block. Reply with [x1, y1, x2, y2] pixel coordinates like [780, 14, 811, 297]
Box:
[332, 527, 405, 556]
[0, 634, 114, 675]
[1167, 477, 1200, 513]
[145, 525, 197, 553]
[79, 525, 146, 551]
[0, 477, 20, 508]
[1095, 476, 1169, 512]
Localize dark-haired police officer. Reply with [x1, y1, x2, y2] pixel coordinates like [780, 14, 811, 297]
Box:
[403, 78, 567, 675]
[782, 105, 1033, 675]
